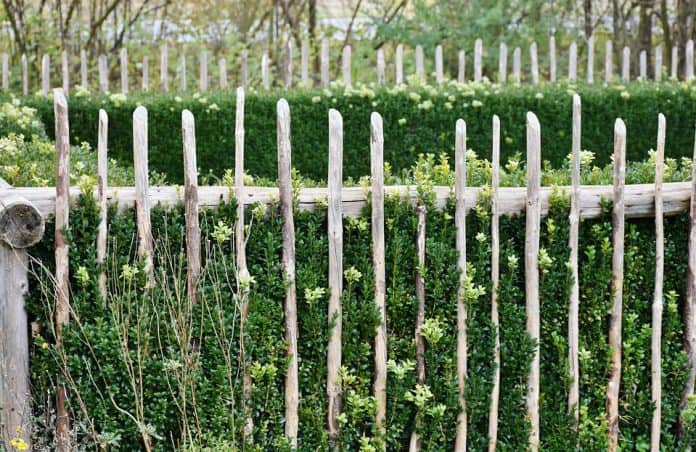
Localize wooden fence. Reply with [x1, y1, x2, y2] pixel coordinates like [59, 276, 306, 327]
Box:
[0, 87, 695, 451]
[4, 36, 696, 96]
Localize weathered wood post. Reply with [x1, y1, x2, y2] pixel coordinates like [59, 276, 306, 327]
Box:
[568, 41, 577, 82]
[686, 40, 694, 80]
[458, 50, 466, 83]
[240, 50, 248, 89]
[622, 46, 630, 81]
[262, 53, 270, 90]
[607, 118, 626, 452]
[285, 42, 293, 89]
[513, 47, 521, 83]
[180, 53, 187, 91]
[142, 56, 149, 92]
[396, 44, 404, 84]
[454, 118, 468, 451]
[651, 113, 666, 452]
[530, 41, 539, 84]
[640, 50, 647, 79]
[2, 53, 9, 91]
[435, 44, 444, 84]
[549, 35, 556, 82]
[98, 54, 108, 92]
[415, 45, 425, 82]
[671, 46, 678, 79]
[321, 39, 330, 87]
[160, 43, 169, 91]
[21, 54, 28, 96]
[488, 114, 501, 452]
[526, 112, 542, 452]
[605, 40, 613, 82]
[277, 99, 299, 448]
[568, 94, 581, 429]
[587, 36, 595, 83]
[42, 54, 50, 95]
[80, 49, 87, 88]
[410, 202, 427, 452]
[499, 43, 507, 82]
[342, 45, 351, 87]
[182, 109, 200, 305]
[61, 51, 69, 94]
[474, 38, 483, 82]
[219, 58, 228, 90]
[120, 48, 128, 94]
[97, 110, 108, 299]
[655, 46, 663, 82]
[683, 122, 696, 439]
[133, 106, 154, 281]
[301, 40, 310, 87]
[199, 50, 208, 92]
[376, 48, 385, 84]
[0, 178, 46, 451]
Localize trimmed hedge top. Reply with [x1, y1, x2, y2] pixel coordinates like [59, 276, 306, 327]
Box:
[23, 81, 696, 183]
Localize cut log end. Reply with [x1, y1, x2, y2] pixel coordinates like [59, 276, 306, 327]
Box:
[0, 200, 45, 248]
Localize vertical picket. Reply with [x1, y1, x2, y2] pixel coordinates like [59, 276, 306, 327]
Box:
[622, 46, 630, 81]
[686, 40, 694, 80]
[301, 40, 310, 86]
[683, 123, 696, 438]
[655, 46, 662, 82]
[160, 43, 169, 91]
[605, 40, 613, 82]
[180, 53, 187, 91]
[219, 58, 228, 90]
[285, 42, 293, 89]
[97, 110, 108, 299]
[640, 50, 647, 79]
[371, 112, 387, 441]
[458, 50, 466, 83]
[277, 99, 299, 447]
[651, 113, 666, 452]
[587, 36, 595, 83]
[53, 88, 71, 452]
[435, 44, 444, 84]
[526, 111, 541, 452]
[377, 48, 385, 84]
[549, 35, 556, 82]
[21, 54, 28, 95]
[42, 54, 50, 95]
[410, 203, 427, 452]
[1, 54, 8, 91]
[62, 51, 69, 94]
[488, 114, 501, 452]
[671, 46, 678, 79]
[199, 50, 208, 92]
[513, 47, 521, 83]
[327, 109, 344, 444]
[262, 53, 270, 90]
[474, 38, 483, 81]
[342, 45, 351, 88]
[454, 118, 468, 451]
[98, 54, 108, 92]
[81, 49, 88, 88]
[530, 41, 539, 84]
[321, 39, 330, 87]
[499, 43, 507, 82]
[569, 41, 577, 81]
[142, 56, 149, 91]
[133, 106, 154, 280]
[607, 118, 626, 452]
[415, 45, 425, 82]
[568, 94, 581, 428]
[120, 48, 128, 94]
[182, 109, 200, 305]
[396, 44, 404, 84]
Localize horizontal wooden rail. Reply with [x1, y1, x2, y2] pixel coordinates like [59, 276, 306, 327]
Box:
[2, 181, 691, 220]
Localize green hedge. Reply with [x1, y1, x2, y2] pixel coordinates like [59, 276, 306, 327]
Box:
[24, 81, 696, 183]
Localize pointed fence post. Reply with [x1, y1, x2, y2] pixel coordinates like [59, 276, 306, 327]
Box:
[671, 46, 678, 79]
[321, 39, 330, 87]
[342, 45, 351, 88]
[640, 50, 647, 79]
[376, 48, 385, 84]
[199, 50, 208, 92]
[410, 203, 427, 452]
[262, 53, 270, 90]
[120, 48, 128, 94]
[606, 118, 626, 452]
[327, 108, 344, 444]
[454, 118, 468, 451]
[686, 40, 694, 80]
[277, 98, 299, 447]
[435, 44, 444, 83]
[605, 40, 613, 82]
[415, 45, 425, 82]
[142, 56, 149, 91]
[549, 35, 556, 82]
[622, 46, 630, 81]
[458, 50, 466, 83]
[301, 40, 310, 86]
[530, 41, 539, 84]
[160, 43, 169, 91]
[180, 53, 187, 91]
[219, 58, 228, 90]
[396, 44, 404, 84]
[682, 122, 696, 438]
[21, 54, 28, 96]
[80, 49, 88, 88]
[42, 54, 50, 95]
[488, 114, 501, 452]
[97, 110, 108, 299]
[568, 41, 577, 81]
[655, 46, 662, 82]
[513, 47, 521, 83]
[182, 109, 200, 305]
[371, 112, 387, 440]
[474, 38, 483, 81]
[133, 106, 154, 280]
[98, 54, 108, 92]
[61, 51, 69, 94]
[499, 44, 507, 82]
[568, 95, 581, 429]
[53, 88, 71, 452]
[587, 36, 595, 83]
[651, 113, 666, 452]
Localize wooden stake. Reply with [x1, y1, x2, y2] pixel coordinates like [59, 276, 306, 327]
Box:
[605, 40, 613, 82]
[321, 39, 330, 87]
[120, 48, 128, 94]
[683, 121, 696, 440]
[285, 42, 293, 89]
[61, 51, 69, 95]
[474, 38, 483, 82]
[622, 46, 630, 81]
[651, 113, 666, 452]
[454, 118, 468, 451]
[687, 40, 694, 80]
[182, 109, 200, 305]
[376, 48, 385, 84]
[499, 44, 507, 83]
[327, 108, 343, 444]
[410, 203, 427, 452]
[396, 44, 404, 84]
[569, 41, 577, 82]
[160, 43, 169, 91]
[199, 50, 208, 92]
[142, 56, 149, 92]
[277, 98, 299, 447]
[655, 46, 662, 82]
[133, 106, 154, 279]
[371, 112, 387, 441]
[97, 109, 108, 300]
[54, 88, 71, 452]
[587, 36, 595, 83]
[671, 46, 678, 79]
[301, 40, 310, 87]
[525, 111, 541, 452]
[180, 53, 187, 91]
[549, 35, 556, 82]
[262, 53, 270, 90]
[568, 94, 581, 427]
[488, 114, 501, 452]
[435, 44, 444, 84]
[530, 42, 539, 84]
[640, 50, 647, 80]
[98, 54, 108, 92]
[342, 45, 351, 88]
[415, 45, 425, 82]
[240, 50, 248, 89]
[606, 118, 627, 452]
[42, 54, 50, 95]
[21, 54, 27, 95]
[458, 50, 466, 83]
[219, 58, 228, 90]
[513, 47, 521, 83]
[80, 49, 87, 89]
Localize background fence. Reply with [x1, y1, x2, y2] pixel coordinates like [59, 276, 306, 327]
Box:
[0, 87, 695, 450]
